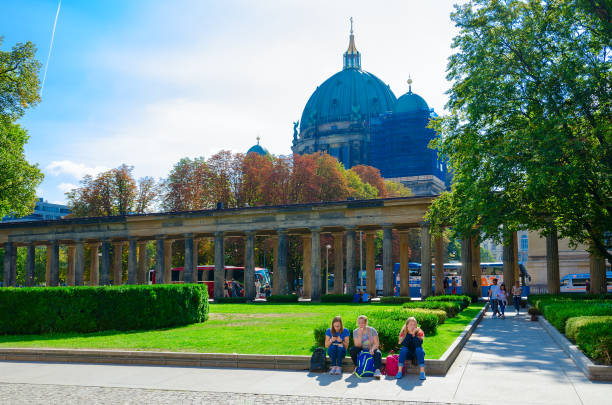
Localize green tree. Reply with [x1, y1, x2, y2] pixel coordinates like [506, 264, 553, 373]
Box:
[480, 246, 495, 263]
[427, 0, 611, 263]
[0, 38, 44, 219]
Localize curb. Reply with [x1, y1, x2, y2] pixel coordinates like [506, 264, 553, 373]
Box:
[537, 314, 612, 381]
[0, 304, 488, 375]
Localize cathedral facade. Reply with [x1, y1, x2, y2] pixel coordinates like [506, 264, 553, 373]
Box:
[291, 27, 448, 196]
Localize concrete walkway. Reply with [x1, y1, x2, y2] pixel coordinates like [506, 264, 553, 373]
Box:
[0, 307, 610, 404]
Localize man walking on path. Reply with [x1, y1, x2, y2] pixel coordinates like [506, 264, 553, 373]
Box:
[488, 278, 501, 318]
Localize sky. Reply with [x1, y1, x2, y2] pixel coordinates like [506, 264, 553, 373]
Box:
[2, 0, 463, 205]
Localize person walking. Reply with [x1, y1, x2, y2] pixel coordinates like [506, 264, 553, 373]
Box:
[488, 278, 501, 318]
[451, 278, 457, 295]
[512, 281, 522, 315]
[498, 283, 508, 319]
[443, 276, 450, 294]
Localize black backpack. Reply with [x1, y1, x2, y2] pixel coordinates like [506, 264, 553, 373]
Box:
[309, 347, 327, 372]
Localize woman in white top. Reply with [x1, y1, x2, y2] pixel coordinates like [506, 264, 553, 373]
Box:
[498, 283, 508, 319]
[512, 281, 522, 315]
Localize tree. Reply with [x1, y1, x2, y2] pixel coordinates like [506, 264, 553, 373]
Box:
[350, 165, 387, 197]
[0, 38, 44, 219]
[134, 176, 160, 214]
[480, 246, 495, 262]
[427, 0, 612, 263]
[162, 157, 210, 211]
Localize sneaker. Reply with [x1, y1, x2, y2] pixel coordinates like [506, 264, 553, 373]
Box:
[336, 367, 342, 375]
[419, 371, 426, 380]
[373, 369, 382, 379]
[395, 371, 403, 379]
[329, 367, 336, 375]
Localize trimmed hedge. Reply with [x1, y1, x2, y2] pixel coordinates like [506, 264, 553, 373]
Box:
[321, 294, 354, 303]
[401, 308, 447, 325]
[266, 294, 299, 303]
[403, 301, 463, 318]
[379, 296, 412, 304]
[0, 284, 208, 334]
[426, 295, 471, 309]
[539, 301, 612, 332]
[574, 321, 612, 365]
[565, 316, 612, 340]
[215, 297, 248, 304]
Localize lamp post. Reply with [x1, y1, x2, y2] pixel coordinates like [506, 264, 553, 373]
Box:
[325, 244, 331, 294]
[359, 231, 363, 292]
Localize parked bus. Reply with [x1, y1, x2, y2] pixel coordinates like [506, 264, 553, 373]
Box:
[560, 272, 612, 293]
[149, 266, 271, 298]
[356, 261, 530, 297]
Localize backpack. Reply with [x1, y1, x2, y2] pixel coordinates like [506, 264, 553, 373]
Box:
[309, 347, 326, 372]
[355, 351, 375, 378]
[385, 351, 399, 376]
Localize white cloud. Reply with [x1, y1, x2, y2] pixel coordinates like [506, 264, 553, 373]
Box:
[46, 160, 108, 179]
[57, 182, 78, 193]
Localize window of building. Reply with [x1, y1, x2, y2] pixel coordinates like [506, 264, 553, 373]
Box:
[520, 235, 528, 251]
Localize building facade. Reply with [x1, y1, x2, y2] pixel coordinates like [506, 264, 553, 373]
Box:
[292, 25, 448, 196]
[2, 198, 71, 223]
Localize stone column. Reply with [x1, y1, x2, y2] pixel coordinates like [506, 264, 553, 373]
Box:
[184, 234, 194, 284]
[155, 237, 165, 284]
[89, 242, 100, 286]
[302, 235, 312, 298]
[310, 228, 322, 301]
[67, 245, 76, 286]
[163, 240, 174, 284]
[26, 244, 35, 287]
[333, 232, 344, 294]
[365, 232, 376, 296]
[137, 241, 148, 284]
[345, 228, 356, 295]
[100, 240, 111, 285]
[3, 242, 15, 287]
[546, 230, 560, 294]
[46, 245, 52, 286]
[421, 223, 432, 299]
[244, 231, 255, 300]
[471, 235, 481, 295]
[214, 231, 224, 299]
[382, 226, 394, 296]
[272, 236, 279, 295]
[589, 242, 607, 294]
[503, 233, 515, 293]
[434, 235, 445, 295]
[112, 242, 124, 285]
[461, 237, 473, 296]
[74, 241, 85, 286]
[127, 238, 137, 284]
[512, 232, 520, 284]
[193, 238, 200, 282]
[49, 241, 60, 287]
[399, 231, 410, 297]
[277, 230, 288, 295]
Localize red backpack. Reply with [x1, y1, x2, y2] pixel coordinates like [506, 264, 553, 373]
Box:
[385, 350, 399, 376]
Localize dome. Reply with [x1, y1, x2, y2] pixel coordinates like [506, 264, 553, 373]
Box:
[247, 137, 269, 156]
[394, 90, 430, 114]
[299, 68, 397, 132]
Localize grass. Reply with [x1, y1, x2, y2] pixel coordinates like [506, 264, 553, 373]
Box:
[0, 302, 484, 359]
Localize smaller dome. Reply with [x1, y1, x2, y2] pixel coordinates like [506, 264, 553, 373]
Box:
[394, 91, 430, 114]
[247, 137, 269, 156]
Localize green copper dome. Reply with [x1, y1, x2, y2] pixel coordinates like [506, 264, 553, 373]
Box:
[299, 31, 396, 133]
[394, 90, 430, 114]
[247, 137, 269, 156]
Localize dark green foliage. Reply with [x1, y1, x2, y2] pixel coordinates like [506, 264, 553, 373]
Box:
[0, 284, 208, 334]
[426, 294, 471, 309]
[215, 297, 248, 304]
[379, 296, 412, 304]
[541, 302, 612, 332]
[267, 294, 298, 303]
[320, 294, 353, 303]
[403, 301, 462, 318]
[574, 321, 612, 365]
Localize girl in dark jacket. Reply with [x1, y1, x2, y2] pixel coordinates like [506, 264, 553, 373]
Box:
[396, 316, 426, 380]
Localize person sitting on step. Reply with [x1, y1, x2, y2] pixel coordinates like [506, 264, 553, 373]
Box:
[349, 315, 383, 379]
[325, 316, 350, 375]
[396, 316, 426, 380]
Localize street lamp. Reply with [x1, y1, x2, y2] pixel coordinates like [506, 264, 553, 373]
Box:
[359, 231, 363, 293]
[325, 244, 331, 294]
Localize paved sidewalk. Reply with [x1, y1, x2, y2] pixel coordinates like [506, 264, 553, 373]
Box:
[0, 308, 610, 404]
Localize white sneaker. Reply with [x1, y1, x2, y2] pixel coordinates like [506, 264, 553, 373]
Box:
[373, 369, 382, 379]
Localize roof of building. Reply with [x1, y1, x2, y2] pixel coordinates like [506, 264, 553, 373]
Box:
[246, 137, 269, 156]
[394, 80, 430, 114]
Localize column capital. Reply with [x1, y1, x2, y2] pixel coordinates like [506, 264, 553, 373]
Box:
[309, 227, 322, 233]
[214, 231, 224, 238]
[112, 240, 125, 247]
[382, 224, 393, 230]
[276, 228, 288, 235]
[418, 221, 431, 228]
[183, 233, 194, 238]
[244, 230, 255, 236]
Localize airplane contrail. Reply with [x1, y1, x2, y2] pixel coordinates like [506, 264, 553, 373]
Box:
[41, 0, 62, 97]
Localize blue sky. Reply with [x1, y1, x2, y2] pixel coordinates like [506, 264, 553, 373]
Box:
[2, 0, 462, 204]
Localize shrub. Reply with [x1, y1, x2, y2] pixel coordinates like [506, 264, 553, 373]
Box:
[574, 322, 612, 365]
[366, 309, 439, 335]
[426, 295, 471, 309]
[0, 284, 208, 334]
[313, 321, 356, 348]
[542, 302, 612, 332]
[565, 316, 612, 340]
[267, 294, 298, 303]
[403, 308, 447, 325]
[379, 296, 412, 304]
[215, 297, 247, 304]
[321, 294, 354, 303]
[403, 301, 462, 318]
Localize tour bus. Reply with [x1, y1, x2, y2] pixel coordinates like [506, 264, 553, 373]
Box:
[357, 261, 530, 297]
[149, 266, 271, 298]
[560, 272, 612, 293]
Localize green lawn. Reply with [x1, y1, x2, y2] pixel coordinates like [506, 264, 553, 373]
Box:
[0, 302, 484, 359]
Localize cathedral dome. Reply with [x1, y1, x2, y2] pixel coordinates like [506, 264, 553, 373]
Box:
[246, 137, 269, 156]
[299, 28, 396, 134]
[394, 80, 430, 114]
